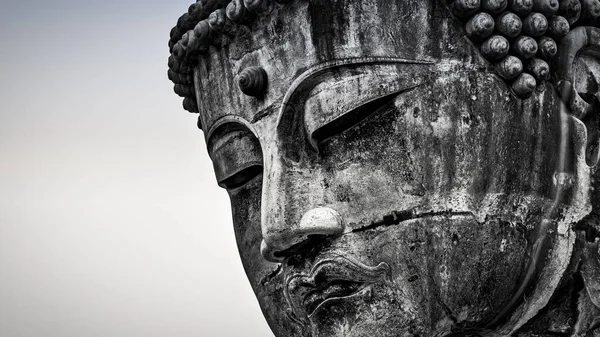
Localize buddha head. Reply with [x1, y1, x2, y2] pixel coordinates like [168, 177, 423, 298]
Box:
[167, 0, 600, 335]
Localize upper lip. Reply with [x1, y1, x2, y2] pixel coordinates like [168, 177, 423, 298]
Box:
[284, 254, 391, 319]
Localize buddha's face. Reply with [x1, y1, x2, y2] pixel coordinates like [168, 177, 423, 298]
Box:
[192, 1, 596, 336]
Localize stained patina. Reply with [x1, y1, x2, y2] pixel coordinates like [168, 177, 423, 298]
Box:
[168, 0, 600, 336]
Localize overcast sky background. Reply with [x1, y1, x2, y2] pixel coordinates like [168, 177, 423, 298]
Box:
[0, 1, 274, 336]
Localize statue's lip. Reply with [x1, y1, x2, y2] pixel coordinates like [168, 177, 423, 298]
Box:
[284, 254, 391, 319]
[303, 280, 369, 318]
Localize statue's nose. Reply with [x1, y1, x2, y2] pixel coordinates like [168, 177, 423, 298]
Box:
[260, 207, 345, 262]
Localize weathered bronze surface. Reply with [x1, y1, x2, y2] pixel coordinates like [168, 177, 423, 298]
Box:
[168, 0, 600, 335]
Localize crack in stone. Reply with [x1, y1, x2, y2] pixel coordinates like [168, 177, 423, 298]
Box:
[352, 210, 475, 233]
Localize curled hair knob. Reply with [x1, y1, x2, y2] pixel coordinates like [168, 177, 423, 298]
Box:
[453, 0, 482, 18]
[239, 66, 268, 97]
[481, 35, 510, 60]
[558, 0, 581, 24]
[496, 12, 523, 37]
[466, 12, 495, 41]
[533, 0, 560, 17]
[514, 35, 539, 58]
[547, 16, 570, 39]
[522, 12, 549, 36]
[497, 55, 523, 80]
[528, 58, 550, 80]
[482, 0, 508, 14]
[509, 0, 534, 16]
[537, 36, 557, 60]
[512, 73, 537, 97]
[581, 0, 600, 21]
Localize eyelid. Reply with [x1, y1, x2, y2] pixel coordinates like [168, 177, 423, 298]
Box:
[309, 90, 406, 147]
[209, 126, 263, 189]
[304, 66, 424, 148]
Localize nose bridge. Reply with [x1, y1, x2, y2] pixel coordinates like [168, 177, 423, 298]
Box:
[260, 148, 344, 261]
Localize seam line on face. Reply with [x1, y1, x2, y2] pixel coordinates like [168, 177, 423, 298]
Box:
[351, 210, 475, 233]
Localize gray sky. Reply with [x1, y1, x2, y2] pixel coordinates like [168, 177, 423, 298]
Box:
[0, 1, 273, 336]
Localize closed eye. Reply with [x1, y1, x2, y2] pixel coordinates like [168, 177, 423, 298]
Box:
[207, 124, 263, 190]
[300, 63, 427, 150]
[219, 164, 263, 190]
[311, 91, 403, 145]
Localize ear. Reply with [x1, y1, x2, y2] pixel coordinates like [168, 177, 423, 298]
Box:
[556, 26, 600, 333]
[554, 26, 600, 167]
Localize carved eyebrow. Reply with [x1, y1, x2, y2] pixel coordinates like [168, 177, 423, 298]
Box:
[276, 57, 436, 128]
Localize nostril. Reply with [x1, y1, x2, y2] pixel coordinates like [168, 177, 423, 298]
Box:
[261, 235, 330, 262]
[274, 235, 328, 257]
[261, 240, 281, 262]
[260, 207, 345, 262]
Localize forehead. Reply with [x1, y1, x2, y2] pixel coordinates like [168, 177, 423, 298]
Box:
[195, 0, 471, 134]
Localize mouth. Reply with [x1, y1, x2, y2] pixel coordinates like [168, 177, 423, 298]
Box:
[284, 254, 391, 320]
[302, 279, 366, 316]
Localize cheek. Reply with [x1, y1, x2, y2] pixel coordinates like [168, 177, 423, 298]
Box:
[229, 174, 269, 288]
[317, 73, 566, 227]
[317, 215, 528, 332]
[317, 99, 424, 225]
[229, 175, 305, 337]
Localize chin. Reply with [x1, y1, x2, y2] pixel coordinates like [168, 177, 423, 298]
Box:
[308, 282, 425, 337]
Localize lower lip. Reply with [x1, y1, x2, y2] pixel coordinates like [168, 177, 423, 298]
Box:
[304, 280, 368, 317]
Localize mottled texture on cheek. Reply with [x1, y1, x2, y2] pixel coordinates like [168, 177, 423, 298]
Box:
[167, 0, 600, 335]
[315, 71, 566, 231]
[229, 175, 265, 287]
[229, 175, 305, 337]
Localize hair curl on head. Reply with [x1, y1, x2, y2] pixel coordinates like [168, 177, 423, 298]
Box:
[450, 0, 600, 97]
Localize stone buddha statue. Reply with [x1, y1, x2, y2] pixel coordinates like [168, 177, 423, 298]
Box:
[167, 0, 600, 335]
